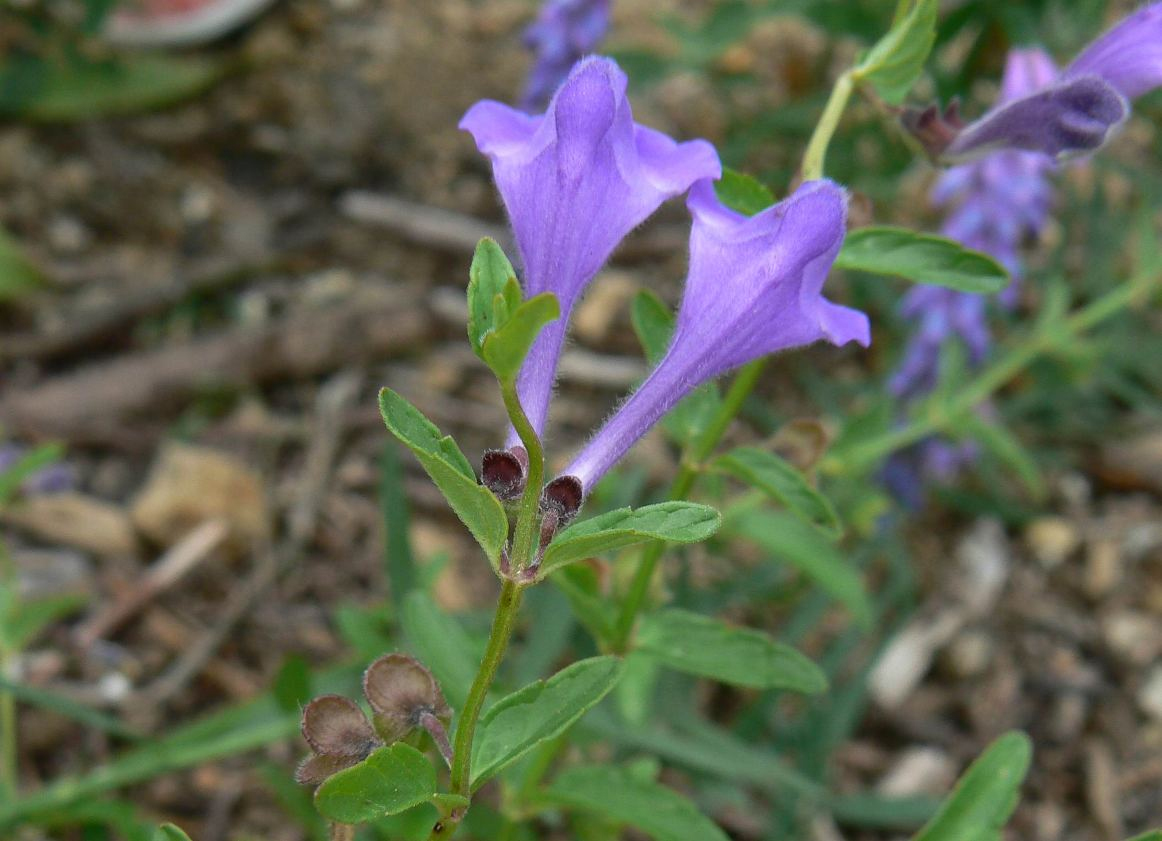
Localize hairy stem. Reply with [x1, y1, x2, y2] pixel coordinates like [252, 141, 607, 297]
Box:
[612, 359, 767, 651]
[330, 823, 355, 841]
[450, 580, 524, 796]
[801, 71, 854, 181]
[501, 383, 545, 572]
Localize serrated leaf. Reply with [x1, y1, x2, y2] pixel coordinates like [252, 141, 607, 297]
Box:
[314, 743, 436, 824]
[854, 0, 938, 104]
[539, 502, 721, 579]
[481, 292, 560, 385]
[0, 54, 225, 121]
[713, 168, 775, 217]
[913, 731, 1031, 841]
[539, 765, 730, 841]
[836, 228, 1008, 293]
[725, 509, 872, 627]
[714, 447, 841, 534]
[471, 656, 624, 788]
[0, 226, 46, 301]
[467, 238, 517, 355]
[153, 824, 193, 841]
[379, 389, 507, 568]
[636, 609, 826, 693]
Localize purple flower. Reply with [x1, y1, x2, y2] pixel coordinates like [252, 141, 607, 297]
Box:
[941, 3, 1162, 163]
[461, 57, 720, 445]
[521, 0, 612, 111]
[557, 179, 869, 495]
[0, 442, 75, 497]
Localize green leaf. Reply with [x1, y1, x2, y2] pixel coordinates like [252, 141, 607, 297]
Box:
[401, 591, 478, 710]
[2, 593, 87, 651]
[725, 509, 872, 626]
[714, 447, 841, 535]
[539, 502, 721, 578]
[713, 168, 775, 217]
[635, 609, 826, 694]
[0, 54, 225, 122]
[854, 0, 938, 104]
[273, 655, 312, 714]
[0, 226, 46, 301]
[467, 238, 518, 353]
[378, 389, 507, 568]
[153, 824, 193, 841]
[481, 292, 560, 385]
[913, 731, 1032, 841]
[836, 228, 1008, 294]
[539, 765, 730, 841]
[956, 415, 1046, 500]
[314, 743, 437, 824]
[1125, 834, 1162, 841]
[0, 444, 65, 507]
[631, 289, 675, 366]
[471, 656, 624, 788]
[550, 565, 616, 643]
[629, 290, 722, 445]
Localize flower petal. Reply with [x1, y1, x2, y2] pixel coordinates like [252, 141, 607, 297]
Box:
[1067, 2, 1162, 100]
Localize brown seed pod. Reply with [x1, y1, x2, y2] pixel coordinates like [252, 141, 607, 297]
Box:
[362, 653, 453, 743]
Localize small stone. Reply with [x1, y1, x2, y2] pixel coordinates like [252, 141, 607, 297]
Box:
[179, 184, 215, 224]
[47, 215, 91, 254]
[877, 747, 956, 796]
[1084, 538, 1122, 599]
[1103, 611, 1162, 666]
[1025, 517, 1081, 569]
[942, 629, 995, 679]
[131, 443, 270, 553]
[1136, 666, 1162, 721]
[2, 494, 138, 558]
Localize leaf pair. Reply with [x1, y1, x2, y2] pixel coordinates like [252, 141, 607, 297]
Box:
[467, 238, 559, 386]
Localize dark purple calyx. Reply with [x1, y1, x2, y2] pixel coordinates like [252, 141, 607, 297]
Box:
[481, 447, 528, 500]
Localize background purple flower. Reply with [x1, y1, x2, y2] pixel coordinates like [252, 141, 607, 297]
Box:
[561, 178, 868, 493]
[461, 57, 719, 444]
[521, 0, 612, 111]
[0, 442, 75, 497]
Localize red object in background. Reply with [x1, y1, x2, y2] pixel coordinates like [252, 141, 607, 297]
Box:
[104, 0, 278, 46]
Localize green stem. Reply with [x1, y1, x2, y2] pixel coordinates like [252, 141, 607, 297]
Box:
[501, 383, 545, 572]
[611, 359, 768, 652]
[800, 71, 854, 181]
[0, 648, 14, 802]
[830, 266, 1161, 473]
[449, 579, 525, 797]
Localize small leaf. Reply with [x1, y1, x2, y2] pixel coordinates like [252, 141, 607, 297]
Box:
[713, 168, 775, 217]
[725, 509, 872, 626]
[913, 731, 1032, 841]
[3, 593, 87, 651]
[854, 0, 938, 105]
[714, 447, 841, 534]
[379, 389, 508, 568]
[0, 54, 225, 121]
[539, 765, 730, 841]
[956, 415, 1046, 500]
[153, 824, 194, 841]
[0, 226, 46, 301]
[631, 289, 675, 366]
[467, 238, 517, 354]
[314, 743, 437, 824]
[471, 656, 624, 788]
[836, 227, 1008, 293]
[481, 292, 560, 385]
[272, 655, 312, 714]
[635, 609, 826, 694]
[540, 502, 722, 578]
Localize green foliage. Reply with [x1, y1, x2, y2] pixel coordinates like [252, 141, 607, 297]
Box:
[725, 508, 873, 627]
[540, 765, 731, 841]
[836, 228, 1009, 293]
[0, 444, 64, 506]
[400, 591, 478, 710]
[467, 238, 559, 386]
[912, 731, 1031, 841]
[713, 168, 775, 217]
[714, 446, 841, 534]
[539, 502, 722, 578]
[471, 656, 624, 788]
[153, 824, 194, 841]
[854, 0, 939, 104]
[0, 54, 226, 121]
[635, 609, 827, 694]
[314, 744, 437, 824]
[0, 226, 46, 301]
[378, 388, 508, 569]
